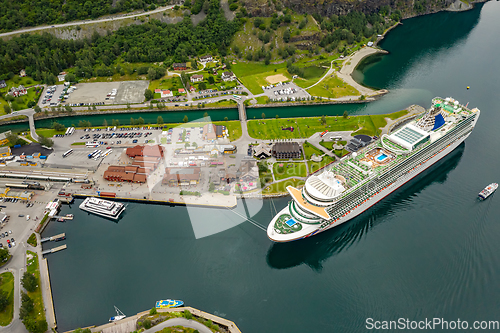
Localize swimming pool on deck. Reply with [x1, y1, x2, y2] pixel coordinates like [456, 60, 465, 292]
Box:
[376, 153, 388, 162]
[285, 219, 297, 227]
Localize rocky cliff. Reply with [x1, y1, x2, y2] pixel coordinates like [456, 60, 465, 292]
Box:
[242, 0, 487, 18]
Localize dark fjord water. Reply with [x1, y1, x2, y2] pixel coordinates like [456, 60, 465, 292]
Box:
[43, 2, 500, 332]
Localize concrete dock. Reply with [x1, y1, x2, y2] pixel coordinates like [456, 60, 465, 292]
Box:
[42, 244, 67, 255]
[40, 233, 66, 243]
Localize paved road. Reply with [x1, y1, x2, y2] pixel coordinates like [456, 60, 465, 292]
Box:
[142, 318, 212, 333]
[0, 109, 39, 141]
[0, 5, 175, 37]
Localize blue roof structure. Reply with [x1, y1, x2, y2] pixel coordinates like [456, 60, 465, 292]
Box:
[432, 113, 445, 130]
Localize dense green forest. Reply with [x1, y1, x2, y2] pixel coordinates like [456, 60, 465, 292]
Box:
[0, 0, 239, 83]
[0, 0, 167, 32]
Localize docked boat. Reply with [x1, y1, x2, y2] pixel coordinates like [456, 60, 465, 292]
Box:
[79, 197, 125, 219]
[65, 214, 74, 218]
[155, 299, 184, 309]
[267, 97, 481, 242]
[56, 218, 65, 222]
[478, 183, 498, 200]
[109, 306, 126, 322]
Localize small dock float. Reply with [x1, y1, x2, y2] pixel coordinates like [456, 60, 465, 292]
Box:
[42, 244, 67, 255]
[51, 214, 74, 221]
[40, 233, 66, 243]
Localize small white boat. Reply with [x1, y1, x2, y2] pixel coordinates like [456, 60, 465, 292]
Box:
[479, 183, 498, 200]
[109, 306, 126, 322]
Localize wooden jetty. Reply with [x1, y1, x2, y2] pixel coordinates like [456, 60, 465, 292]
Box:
[42, 244, 67, 255]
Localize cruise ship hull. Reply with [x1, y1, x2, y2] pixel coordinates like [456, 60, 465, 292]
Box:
[268, 132, 470, 242]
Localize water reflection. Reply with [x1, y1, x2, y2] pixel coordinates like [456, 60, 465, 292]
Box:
[266, 144, 465, 271]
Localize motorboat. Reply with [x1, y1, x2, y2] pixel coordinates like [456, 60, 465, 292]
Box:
[155, 299, 184, 309]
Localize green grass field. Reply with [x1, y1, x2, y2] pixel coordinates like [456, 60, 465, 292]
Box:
[303, 142, 324, 159]
[273, 162, 307, 180]
[0, 272, 14, 326]
[255, 96, 269, 104]
[262, 178, 305, 194]
[308, 155, 336, 174]
[232, 62, 290, 94]
[247, 110, 408, 140]
[307, 74, 359, 98]
[36, 128, 66, 138]
[149, 76, 184, 96]
[26, 250, 45, 325]
[333, 149, 350, 158]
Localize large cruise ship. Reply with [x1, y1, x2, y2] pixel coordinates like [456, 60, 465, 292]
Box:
[79, 197, 126, 219]
[267, 97, 480, 242]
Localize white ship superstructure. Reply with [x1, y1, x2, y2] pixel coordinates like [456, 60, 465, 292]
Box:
[267, 97, 480, 242]
[79, 197, 125, 219]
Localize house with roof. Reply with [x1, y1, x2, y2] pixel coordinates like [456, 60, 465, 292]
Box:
[190, 74, 203, 83]
[154, 89, 161, 94]
[253, 143, 272, 159]
[221, 71, 236, 82]
[162, 167, 201, 186]
[0, 131, 11, 146]
[161, 90, 173, 98]
[0, 146, 11, 158]
[200, 55, 213, 63]
[238, 159, 259, 182]
[202, 124, 227, 140]
[0, 80, 6, 89]
[172, 63, 187, 71]
[58, 72, 67, 82]
[126, 144, 164, 159]
[19, 69, 26, 77]
[189, 85, 196, 92]
[272, 142, 302, 159]
[9, 85, 27, 97]
[178, 88, 185, 94]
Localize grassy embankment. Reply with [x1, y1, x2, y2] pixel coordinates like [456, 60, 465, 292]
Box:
[247, 110, 408, 140]
[0, 272, 14, 326]
[307, 74, 359, 98]
[303, 142, 337, 173]
[26, 250, 45, 324]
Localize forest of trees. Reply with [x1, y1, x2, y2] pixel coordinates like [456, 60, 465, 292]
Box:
[0, 0, 168, 32]
[0, 0, 239, 82]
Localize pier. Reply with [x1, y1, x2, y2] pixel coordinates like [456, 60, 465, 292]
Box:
[42, 244, 67, 255]
[41, 233, 66, 243]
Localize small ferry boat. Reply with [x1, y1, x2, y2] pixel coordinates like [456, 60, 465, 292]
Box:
[65, 214, 74, 218]
[155, 299, 184, 309]
[79, 197, 125, 219]
[56, 218, 65, 222]
[479, 183, 498, 200]
[109, 306, 126, 322]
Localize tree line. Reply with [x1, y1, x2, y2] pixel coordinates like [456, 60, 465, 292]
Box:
[0, 0, 167, 32]
[0, 0, 239, 83]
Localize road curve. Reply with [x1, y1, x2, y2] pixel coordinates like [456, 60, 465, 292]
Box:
[0, 5, 174, 38]
[141, 318, 212, 333]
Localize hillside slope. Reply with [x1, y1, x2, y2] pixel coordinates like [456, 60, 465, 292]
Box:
[242, 0, 487, 18]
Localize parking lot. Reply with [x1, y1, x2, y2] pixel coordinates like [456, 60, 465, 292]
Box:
[45, 81, 150, 106]
[0, 186, 58, 250]
[261, 82, 310, 101]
